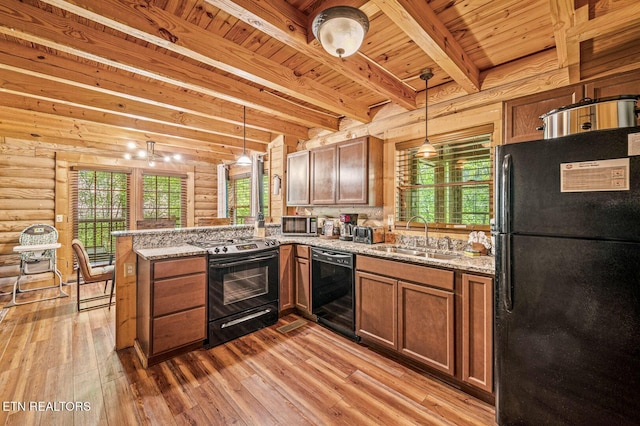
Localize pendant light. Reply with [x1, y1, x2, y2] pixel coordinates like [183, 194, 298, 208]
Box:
[312, 6, 369, 58]
[416, 68, 436, 158]
[236, 105, 252, 166]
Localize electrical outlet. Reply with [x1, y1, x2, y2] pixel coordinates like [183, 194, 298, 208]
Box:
[56, 214, 64, 222]
[125, 263, 135, 277]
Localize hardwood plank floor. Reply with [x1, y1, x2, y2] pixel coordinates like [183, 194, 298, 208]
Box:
[0, 284, 497, 425]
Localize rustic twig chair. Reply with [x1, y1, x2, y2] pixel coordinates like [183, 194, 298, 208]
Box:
[5, 224, 68, 308]
[71, 239, 115, 311]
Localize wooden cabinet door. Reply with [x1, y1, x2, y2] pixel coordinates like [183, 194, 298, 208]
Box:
[355, 271, 398, 350]
[398, 281, 455, 376]
[286, 151, 310, 205]
[294, 257, 310, 313]
[337, 138, 368, 204]
[504, 85, 582, 144]
[279, 245, 295, 312]
[310, 145, 337, 204]
[461, 274, 493, 392]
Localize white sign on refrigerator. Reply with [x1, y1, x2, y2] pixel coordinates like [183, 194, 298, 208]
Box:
[560, 158, 629, 192]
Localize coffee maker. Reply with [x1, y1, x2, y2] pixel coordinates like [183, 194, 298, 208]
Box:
[339, 213, 358, 241]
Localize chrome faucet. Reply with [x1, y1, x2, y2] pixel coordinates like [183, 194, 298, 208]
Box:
[406, 215, 429, 248]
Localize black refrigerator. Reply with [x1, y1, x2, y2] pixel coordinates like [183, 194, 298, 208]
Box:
[494, 126, 640, 425]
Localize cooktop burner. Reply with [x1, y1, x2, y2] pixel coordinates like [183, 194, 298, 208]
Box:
[190, 237, 279, 255]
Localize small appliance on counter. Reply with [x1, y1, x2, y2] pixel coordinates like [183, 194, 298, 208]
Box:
[338, 213, 358, 241]
[281, 215, 318, 236]
[353, 226, 385, 244]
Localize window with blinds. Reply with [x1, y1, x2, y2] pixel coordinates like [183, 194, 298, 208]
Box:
[228, 174, 251, 224]
[142, 173, 187, 227]
[70, 169, 130, 264]
[396, 125, 493, 229]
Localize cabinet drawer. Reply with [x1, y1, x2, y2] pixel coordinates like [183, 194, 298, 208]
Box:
[357, 255, 454, 291]
[153, 272, 206, 317]
[295, 245, 310, 259]
[152, 307, 206, 355]
[154, 256, 206, 280]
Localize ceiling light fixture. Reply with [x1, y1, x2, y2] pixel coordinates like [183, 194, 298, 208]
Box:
[416, 68, 436, 158]
[236, 105, 252, 166]
[312, 6, 369, 58]
[123, 140, 181, 166]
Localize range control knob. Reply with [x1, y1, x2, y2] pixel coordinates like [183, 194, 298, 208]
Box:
[213, 247, 220, 254]
[222, 246, 228, 252]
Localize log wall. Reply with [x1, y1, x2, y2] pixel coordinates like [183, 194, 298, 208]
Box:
[0, 136, 220, 288]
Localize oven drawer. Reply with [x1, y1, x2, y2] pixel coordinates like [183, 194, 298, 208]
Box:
[153, 272, 206, 317]
[152, 306, 206, 355]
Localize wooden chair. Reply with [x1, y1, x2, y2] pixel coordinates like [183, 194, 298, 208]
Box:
[71, 239, 115, 311]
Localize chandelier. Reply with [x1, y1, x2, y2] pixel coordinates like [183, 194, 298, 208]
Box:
[124, 141, 182, 167]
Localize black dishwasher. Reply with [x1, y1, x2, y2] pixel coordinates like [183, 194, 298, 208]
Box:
[311, 248, 358, 341]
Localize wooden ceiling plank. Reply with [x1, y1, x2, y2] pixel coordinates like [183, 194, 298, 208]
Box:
[549, 0, 574, 70]
[567, 2, 640, 43]
[206, 0, 416, 110]
[0, 39, 309, 141]
[372, 0, 481, 94]
[0, 106, 240, 161]
[0, 64, 271, 145]
[0, 0, 338, 131]
[39, 0, 371, 122]
[0, 90, 267, 152]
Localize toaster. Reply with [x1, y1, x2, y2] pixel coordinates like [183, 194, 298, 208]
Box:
[353, 226, 385, 244]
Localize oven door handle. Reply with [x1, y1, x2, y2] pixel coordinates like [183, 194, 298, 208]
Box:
[313, 249, 351, 259]
[211, 252, 278, 269]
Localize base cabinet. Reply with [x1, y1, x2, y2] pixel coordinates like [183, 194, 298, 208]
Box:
[294, 245, 311, 315]
[356, 255, 493, 396]
[355, 271, 397, 350]
[461, 273, 493, 392]
[136, 255, 207, 367]
[279, 244, 295, 313]
[398, 281, 454, 375]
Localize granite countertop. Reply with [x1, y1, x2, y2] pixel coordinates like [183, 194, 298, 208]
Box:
[273, 236, 495, 275]
[135, 244, 208, 260]
[132, 235, 494, 275]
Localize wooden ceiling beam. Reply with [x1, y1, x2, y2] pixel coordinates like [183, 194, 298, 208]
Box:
[0, 65, 271, 146]
[0, 91, 267, 153]
[0, 106, 241, 161]
[565, 2, 640, 82]
[548, 0, 574, 70]
[0, 40, 308, 142]
[0, 0, 338, 132]
[206, 0, 416, 110]
[372, 0, 481, 94]
[38, 0, 371, 122]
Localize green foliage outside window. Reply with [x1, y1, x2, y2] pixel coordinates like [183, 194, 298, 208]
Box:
[397, 132, 492, 227]
[142, 174, 184, 224]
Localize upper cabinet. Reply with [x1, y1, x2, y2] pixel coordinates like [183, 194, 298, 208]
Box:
[287, 136, 383, 206]
[286, 150, 310, 205]
[504, 70, 640, 144]
[503, 85, 582, 144]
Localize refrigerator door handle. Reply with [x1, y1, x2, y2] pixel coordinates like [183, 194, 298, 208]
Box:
[500, 154, 512, 233]
[501, 234, 513, 312]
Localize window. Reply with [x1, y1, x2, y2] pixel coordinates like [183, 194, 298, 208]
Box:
[396, 125, 493, 229]
[228, 174, 251, 224]
[72, 170, 130, 263]
[142, 174, 187, 227]
[261, 170, 269, 218]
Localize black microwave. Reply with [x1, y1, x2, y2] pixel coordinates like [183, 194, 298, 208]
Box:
[281, 216, 318, 236]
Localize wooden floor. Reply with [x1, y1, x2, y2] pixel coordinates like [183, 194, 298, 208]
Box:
[0, 283, 497, 425]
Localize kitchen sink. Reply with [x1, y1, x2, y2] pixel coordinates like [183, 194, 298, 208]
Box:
[370, 246, 460, 260]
